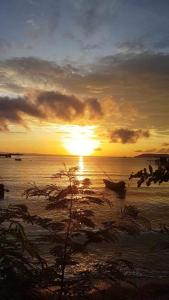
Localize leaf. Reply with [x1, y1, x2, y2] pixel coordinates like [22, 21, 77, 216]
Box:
[46, 198, 71, 210]
[72, 210, 95, 228]
[85, 196, 104, 205]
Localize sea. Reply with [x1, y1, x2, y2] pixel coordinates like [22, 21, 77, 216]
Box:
[0, 155, 169, 279]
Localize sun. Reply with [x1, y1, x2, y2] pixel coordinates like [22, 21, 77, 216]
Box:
[63, 125, 100, 156]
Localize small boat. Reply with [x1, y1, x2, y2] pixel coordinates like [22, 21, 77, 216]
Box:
[103, 179, 126, 198]
[15, 158, 22, 161]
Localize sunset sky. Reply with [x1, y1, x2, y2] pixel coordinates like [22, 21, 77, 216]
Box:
[0, 0, 169, 156]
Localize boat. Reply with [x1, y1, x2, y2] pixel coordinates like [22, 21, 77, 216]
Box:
[103, 179, 126, 198]
[15, 158, 22, 161]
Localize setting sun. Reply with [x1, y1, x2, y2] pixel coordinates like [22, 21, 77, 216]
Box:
[63, 125, 100, 156]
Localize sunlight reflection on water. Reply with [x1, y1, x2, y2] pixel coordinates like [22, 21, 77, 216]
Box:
[77, 156, 84, 181]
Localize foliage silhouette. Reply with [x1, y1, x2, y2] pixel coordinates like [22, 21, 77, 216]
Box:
[25, 166, 151, 299]
[129, 164, 169, 187]
[0, 204, 54, 299]
[25, 166, 118, 298]
[0, 165, 154, 299]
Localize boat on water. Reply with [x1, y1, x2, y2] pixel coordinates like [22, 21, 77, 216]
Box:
[103, 179, 126, 198]
[15, 158, 22, 161]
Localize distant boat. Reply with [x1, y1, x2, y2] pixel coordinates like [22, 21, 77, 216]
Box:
[103, 179, 126, 198]
[15, 158, 22, 161]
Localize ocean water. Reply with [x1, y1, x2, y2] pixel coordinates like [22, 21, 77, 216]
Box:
[0, 155, 169, 278]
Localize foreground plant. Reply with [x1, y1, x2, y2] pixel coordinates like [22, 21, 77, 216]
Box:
[0, 162, 166, 299]
[129, 164, 169, 187]
[25, 166, 151, 299]
[26, 167, 115, 298]
[0, 204, 50, 300]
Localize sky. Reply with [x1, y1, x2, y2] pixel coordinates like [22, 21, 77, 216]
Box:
[0, 0, 169, 156]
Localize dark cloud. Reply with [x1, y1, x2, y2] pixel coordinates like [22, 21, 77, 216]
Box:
[37, 91, 102, 121]
[110, 128, 150, 144]
[0, 91, 102, 130]
[1, 53, 169, 130]
[2, 52, 169, 95]
[0, 96, 45, 130]
[86, 98, 102, 118]
[3, 56, 65, 80]
[72, 52, 169, 129]
[0, 57, 79, 94]
[61, 53, 169, 126]
[37, 91, 85, 121]
[94, 52, 169, 77]
[0, 57, 64, 93]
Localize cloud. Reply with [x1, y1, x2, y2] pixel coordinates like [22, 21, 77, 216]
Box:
[1, 52, 169, 131]
[2, 52, 169, 96]
[0, 96, 45, 130]
[0, 57, 68, 94]
[135, 146, 169, 154]
[110, 128, 150, 144]
[86, 98, 103, 118]
[116, 40, 146, 53]
[37, 91, 102, 121]
[37, 91, 85, 121]
[93, 52, 169, 97]
[158, 147, 169, 154]
[0, 91, 102, 130]
[73, 52, 169, 129]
